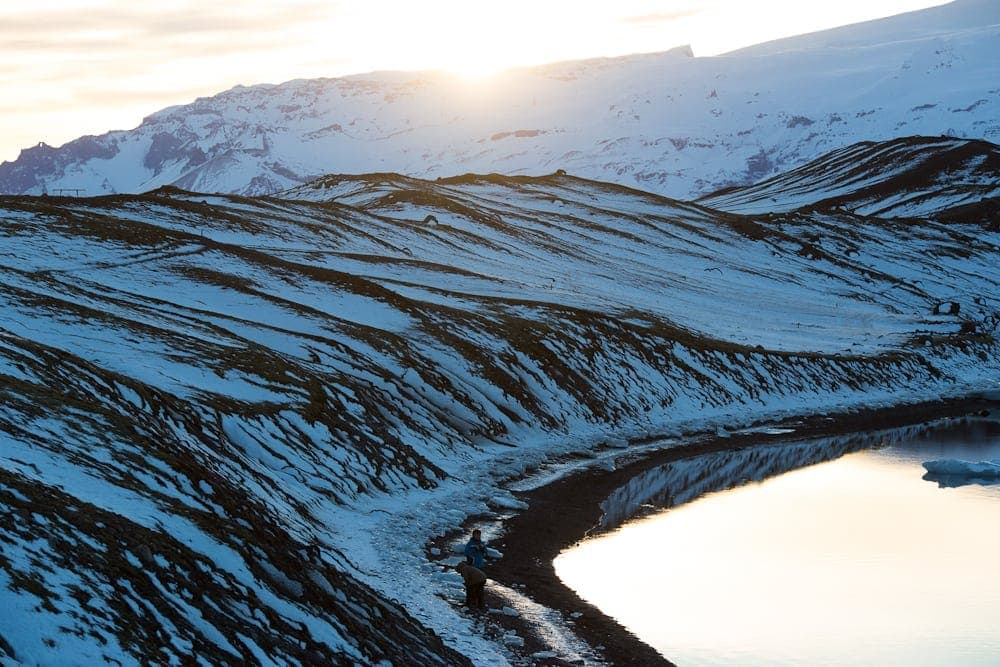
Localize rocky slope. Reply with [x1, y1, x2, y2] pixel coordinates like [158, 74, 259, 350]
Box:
[0, 137, 997, 664]
[1, 0, 997, 199]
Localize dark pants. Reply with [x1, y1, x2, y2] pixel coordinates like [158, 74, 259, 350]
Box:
[466, 581, 485, 610]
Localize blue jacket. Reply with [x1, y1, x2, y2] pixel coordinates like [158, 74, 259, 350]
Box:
[464, 537, 487, 568]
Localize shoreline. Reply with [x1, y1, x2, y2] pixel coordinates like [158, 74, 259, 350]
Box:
[483, 395, 997, 666]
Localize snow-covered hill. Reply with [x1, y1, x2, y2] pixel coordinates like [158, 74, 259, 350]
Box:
[1, 0, 997, 199]
[0, 137, 997, 664]
[699, 135, 1000, 218]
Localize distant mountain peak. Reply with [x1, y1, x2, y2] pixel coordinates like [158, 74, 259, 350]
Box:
[0, 0, 997, 199]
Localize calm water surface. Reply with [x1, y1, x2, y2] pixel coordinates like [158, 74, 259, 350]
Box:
[556, 420, 1000, 666]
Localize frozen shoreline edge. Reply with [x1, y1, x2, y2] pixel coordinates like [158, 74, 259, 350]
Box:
[481, 394, 998, 665]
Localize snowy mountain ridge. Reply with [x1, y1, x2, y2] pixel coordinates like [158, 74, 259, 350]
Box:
[0, 136, 997, 664]
[1, 0, 998, 199]
[699, 135, 1000, 218]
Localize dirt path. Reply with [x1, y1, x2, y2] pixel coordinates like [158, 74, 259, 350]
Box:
[484, 396, 996, 666]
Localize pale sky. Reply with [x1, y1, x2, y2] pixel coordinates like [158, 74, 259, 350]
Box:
[0, 0, 950, 163]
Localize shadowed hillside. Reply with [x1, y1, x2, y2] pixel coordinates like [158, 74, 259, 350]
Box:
[0, 137, 997, 664]
[700, 136, 1000, 221]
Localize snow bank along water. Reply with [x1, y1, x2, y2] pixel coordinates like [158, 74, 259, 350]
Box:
[0, 136, 997, 664]
[1, 0, 997, 198]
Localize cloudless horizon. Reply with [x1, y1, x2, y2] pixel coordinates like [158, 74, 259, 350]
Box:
[1, 0, 951, 163]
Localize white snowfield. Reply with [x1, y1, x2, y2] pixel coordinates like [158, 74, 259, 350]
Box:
[0, 135, 997, 665]
[1, 0, 997, 199]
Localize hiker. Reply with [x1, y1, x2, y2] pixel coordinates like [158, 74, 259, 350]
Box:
[464, 529, 488, 568]
[456, 561, 486, 610]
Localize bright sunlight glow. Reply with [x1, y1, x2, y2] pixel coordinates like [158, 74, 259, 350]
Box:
[0, 0, 952, 161]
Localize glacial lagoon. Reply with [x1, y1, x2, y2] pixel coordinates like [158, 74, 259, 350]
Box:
[556, 417, 1000, 666]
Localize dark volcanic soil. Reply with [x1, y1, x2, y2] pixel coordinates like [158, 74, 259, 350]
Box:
[483, 396, 997, 666]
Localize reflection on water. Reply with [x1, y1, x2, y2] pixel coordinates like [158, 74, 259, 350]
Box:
[556, 417, 1000, 666]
